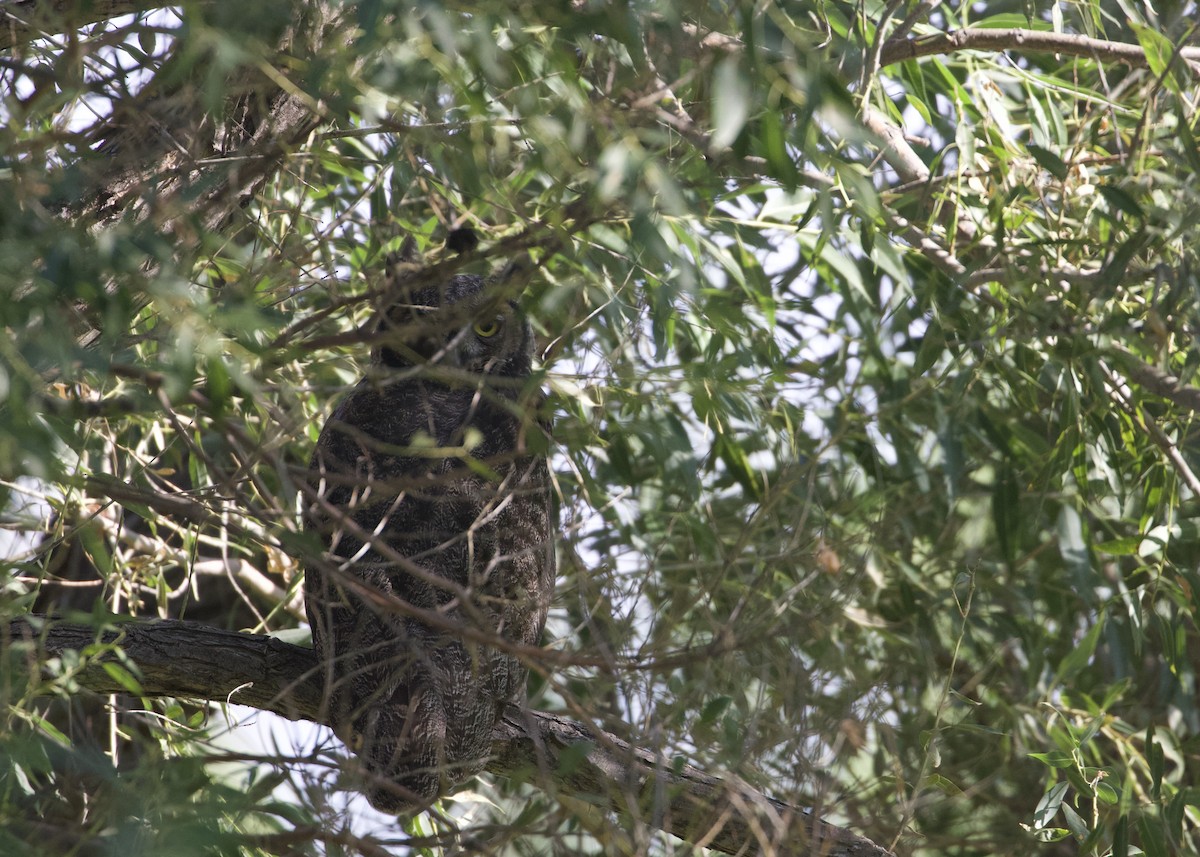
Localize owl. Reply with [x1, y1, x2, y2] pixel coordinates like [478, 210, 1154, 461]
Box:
[303, 263, 555, 813]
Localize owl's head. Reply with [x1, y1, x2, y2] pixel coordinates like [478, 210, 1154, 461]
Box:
[373, 268, 536, 382]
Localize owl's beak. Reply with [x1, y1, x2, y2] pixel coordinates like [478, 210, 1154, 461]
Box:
[408, 324, 471, 367]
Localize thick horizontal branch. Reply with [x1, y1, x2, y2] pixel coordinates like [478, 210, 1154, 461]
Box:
[6, 616, 895, 857]
[7, 616, 325, 719]
[881, 27, 1200, 72]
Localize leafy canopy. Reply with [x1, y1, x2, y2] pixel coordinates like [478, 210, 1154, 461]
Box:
[2, 0, 1200, 855]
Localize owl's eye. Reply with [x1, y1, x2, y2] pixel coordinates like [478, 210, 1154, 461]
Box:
[473, 320, 502, 338]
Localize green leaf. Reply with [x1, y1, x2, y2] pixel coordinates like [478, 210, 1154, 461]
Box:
[1096, 781, 1119, 806]
[1095, 537, 1140, 556]
[699, 695, 732, 725]
[759, 107, 799, 188]
[1113, 815, 1129, 857]
[973, 14, 1053, 29]
[31, 715, 71, 746]
[1131, 24, 1183, 94]
[1173, 93, 1200, 174]
[1099, 233, 1145, 288]
[1097, 185, 1145, 220]
[1027, 144, 1069, 181]
[711, 58, 751, 149]
[1056, 614, 1105, 683]
[1029, 750, 1076, 769]
[137, 26, 156, 56]
[1060, 800, 1090, 840]
[1166, 788, 1186, 841]
[992, 461, 1020, 566]
[556, 741, 595, 776]
[715, 434, 761, 499]
[101, 662, 144, 695]
[922, 773, 963, 795]
[1032, 781, 1070, 828]
[1139, 813, 1170, 857]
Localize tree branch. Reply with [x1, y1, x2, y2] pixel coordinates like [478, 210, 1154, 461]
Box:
[11, 2, 350, 347]
[1099, 360, 1200, 498]
[6, 615, 895, 857]
[860, 103, 930, 186]
[1112, 347, 1200, 414]
[0, 0, 149, 52]
[880, 27, 1200, 73]
[7, 616, 324, 719]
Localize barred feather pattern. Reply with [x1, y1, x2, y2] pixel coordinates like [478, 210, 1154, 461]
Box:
[303, 274, 554, 813]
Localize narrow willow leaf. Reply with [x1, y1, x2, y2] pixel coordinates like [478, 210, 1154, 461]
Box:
[711, 58, 752, 149]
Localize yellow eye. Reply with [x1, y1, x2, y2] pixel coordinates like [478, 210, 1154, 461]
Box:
[473, 320, 501, 338]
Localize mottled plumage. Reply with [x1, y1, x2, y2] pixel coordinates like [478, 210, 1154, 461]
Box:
[303, 271, 554, 812]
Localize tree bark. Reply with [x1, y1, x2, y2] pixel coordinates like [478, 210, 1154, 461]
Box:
[6, 615, 896, 857]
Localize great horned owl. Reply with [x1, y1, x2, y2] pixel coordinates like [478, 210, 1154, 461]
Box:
[303, 263, 555, 813]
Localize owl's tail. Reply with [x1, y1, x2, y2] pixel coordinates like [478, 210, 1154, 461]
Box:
[352, 676, 446, 814]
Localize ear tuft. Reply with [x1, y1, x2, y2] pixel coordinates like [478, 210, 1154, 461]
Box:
[496, 252, 534, 284]
[384, 236, 422, 274]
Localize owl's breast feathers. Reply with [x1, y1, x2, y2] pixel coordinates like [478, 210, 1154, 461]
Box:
[303, 271, 554, 813]
[308, 375, 548, 578]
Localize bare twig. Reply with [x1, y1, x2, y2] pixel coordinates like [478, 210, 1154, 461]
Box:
[880, 27, 1200, 74]
[0, 0, 149, 51]
[889, 0, 943, 45]
[1099, 361, 1200, 497]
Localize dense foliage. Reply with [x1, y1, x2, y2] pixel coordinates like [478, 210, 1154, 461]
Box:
[2, 0, 1200, 854]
